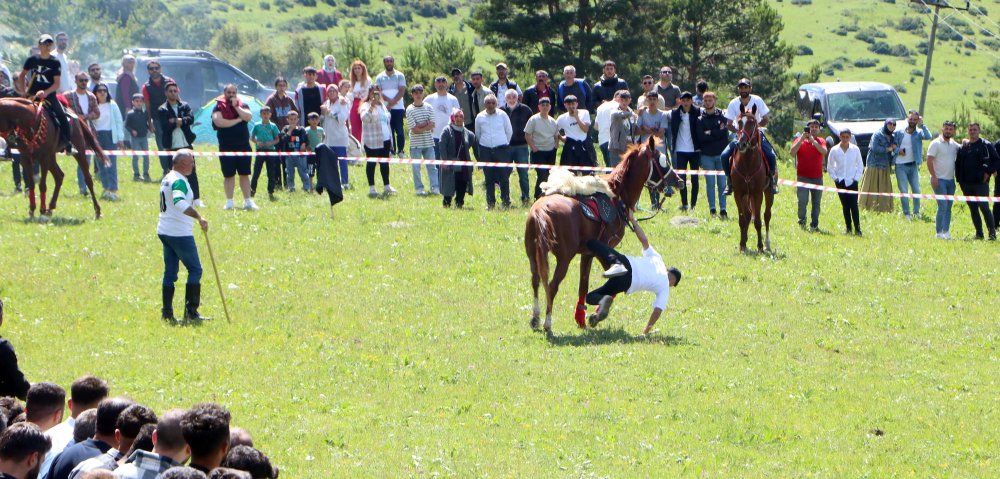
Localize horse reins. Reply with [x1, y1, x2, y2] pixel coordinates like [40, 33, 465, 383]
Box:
[733, 117, 766, 186]
[634, 147, 672, 223]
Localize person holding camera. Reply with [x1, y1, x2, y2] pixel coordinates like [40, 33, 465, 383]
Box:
[861, 118, 901, 213]
[790, 119, 828, 230]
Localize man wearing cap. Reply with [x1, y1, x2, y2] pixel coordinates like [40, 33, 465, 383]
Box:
[670, 91, 702, 211]
[721, 78, 779, 194]
[490, 63, 522, 101]
[17, 34, 73, 149]
[592, 61, 628, 106]
[607, 90, 637, 168]
[556, 95, 594, 173]
[584, 208, 682, 335]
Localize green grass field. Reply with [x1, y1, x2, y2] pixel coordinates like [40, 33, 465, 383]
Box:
[1, 154, 998, 476]
[772, 0, 1000, 128]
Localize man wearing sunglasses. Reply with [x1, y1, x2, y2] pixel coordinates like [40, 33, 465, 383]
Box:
[142, 61, 176, 159]
[656, 66, 681, 111]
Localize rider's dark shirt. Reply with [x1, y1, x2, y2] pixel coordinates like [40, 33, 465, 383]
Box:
[22, 56, 61, 95]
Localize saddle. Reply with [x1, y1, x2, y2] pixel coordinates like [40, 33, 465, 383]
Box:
[576, 192, 619, 224]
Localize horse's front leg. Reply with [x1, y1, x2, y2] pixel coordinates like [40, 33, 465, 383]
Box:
[576, 254, 593, 329]
[22, 156, 36, 218]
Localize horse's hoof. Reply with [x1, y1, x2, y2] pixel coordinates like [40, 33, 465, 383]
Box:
[530, 316, 540, 330]
[543, 326, 553, 336]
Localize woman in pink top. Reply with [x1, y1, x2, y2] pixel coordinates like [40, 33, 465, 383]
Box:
[348, 60, 372, 142]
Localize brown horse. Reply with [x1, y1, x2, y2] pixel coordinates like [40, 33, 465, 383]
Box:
[730, 103, 774, 252]
[525, 136, 679, 333]
[0, 98, 107, 219]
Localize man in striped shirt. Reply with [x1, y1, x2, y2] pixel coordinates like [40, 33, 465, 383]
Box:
[405, 84, 439, 195]
[157, 150, 210, 323]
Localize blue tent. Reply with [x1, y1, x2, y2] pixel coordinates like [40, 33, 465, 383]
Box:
[191, 93, 266, 146]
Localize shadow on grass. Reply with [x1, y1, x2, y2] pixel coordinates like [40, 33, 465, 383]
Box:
[18, 216, 89, 227]
[738, 248, 787, 260]
[543, 327, 688, 347]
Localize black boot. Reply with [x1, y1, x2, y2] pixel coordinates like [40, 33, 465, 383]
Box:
[723, 175, 733, 196]
[183, 283, 212, 322]
[161, 284, 176, 322]
[770, 173, 779, 194]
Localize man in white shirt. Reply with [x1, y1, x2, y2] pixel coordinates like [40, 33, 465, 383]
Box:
[720, 78, 779, 194]
[158, 150, 210, 323]
[426, 76, 461, 159]
[53, 32, 74, 93]
[585, 209, 681, 335]
[38, 376, 109, 479]
[374, 56, 407, 155]
[926, 121, 960, 239]
[556, 95, 593, 174]
[594, 97, 617, 167]
[474, 94, 513, 209]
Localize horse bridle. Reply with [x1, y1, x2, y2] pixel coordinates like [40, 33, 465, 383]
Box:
[632, 146, 675, 222]
[737, 115, 760, 153]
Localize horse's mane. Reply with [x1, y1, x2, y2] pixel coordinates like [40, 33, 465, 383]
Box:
[605, 142, 645, 194]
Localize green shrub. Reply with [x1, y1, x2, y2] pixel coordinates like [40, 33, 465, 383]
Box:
[853, 58, 879, 68]
[797, 45, 813, 55]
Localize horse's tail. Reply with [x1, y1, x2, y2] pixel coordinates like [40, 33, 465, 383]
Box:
[527, 205, 555, 282]
[77, 120, 110, 167]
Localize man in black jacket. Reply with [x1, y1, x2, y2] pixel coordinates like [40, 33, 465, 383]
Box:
[669, 92, 701, 211]
[696, 92, 730, 217]
[157, 82, 200, 203]
[592, 61, 628, 107]
[0, 301, 30, 401]
[522, 70, 556, 113]
[956, 122, 999, 239]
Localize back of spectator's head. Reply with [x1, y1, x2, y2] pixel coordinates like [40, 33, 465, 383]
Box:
[0, 398, 24, 425]
[70, 376, 109, 413]
[154, 409, 188, 454]
[80, 470, 117, 479]
[25, 382, 65, 426]
[229, 427, 253, 449]
[126, 423, 156, 457]
[181, 403, 231, 459]
[160, 466, 208, 479]
[222, 445, 277, 479]
[696, 80, 709, 93]
[0, 422, 51, 464]
[95, 397, 135, 437]
[73, 408, 98, 443]
[9, 413, 25, 426]
[116, 404, 157, 439]
[208, 468, 252, 479]
[0, 412, 6, 436]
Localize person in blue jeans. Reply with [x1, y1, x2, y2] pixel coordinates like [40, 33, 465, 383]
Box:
[157, 150, 210, 322]
[895, 110, 932, 219]
[926, 121, 960, 240]
[696, 92, 729, 217]
[721, 78, 778, 195]
[281, 111, 311, 192]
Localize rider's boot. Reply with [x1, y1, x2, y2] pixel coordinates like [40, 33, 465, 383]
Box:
[723, 174, 733, 196]
[770, 173, 779, 194]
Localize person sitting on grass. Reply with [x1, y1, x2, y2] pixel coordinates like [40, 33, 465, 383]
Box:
[584, 208, 681, 335]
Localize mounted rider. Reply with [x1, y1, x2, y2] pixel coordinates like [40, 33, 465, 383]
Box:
[721, 78, 778, 195]
[15, 34, 73, 150]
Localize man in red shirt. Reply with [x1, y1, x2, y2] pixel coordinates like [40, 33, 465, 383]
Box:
[790, 119, 828, 231]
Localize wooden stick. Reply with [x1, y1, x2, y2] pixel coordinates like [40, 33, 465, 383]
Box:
[202, 229, 232, 323]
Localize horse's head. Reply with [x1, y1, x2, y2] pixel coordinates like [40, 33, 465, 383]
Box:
[736, 103, 759, 154]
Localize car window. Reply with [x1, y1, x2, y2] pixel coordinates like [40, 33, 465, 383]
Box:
[213, 63, 246, 93]
[827, 91, 906, 122]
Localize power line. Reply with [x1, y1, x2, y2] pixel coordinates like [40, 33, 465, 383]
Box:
[968, 2, 1000, 33]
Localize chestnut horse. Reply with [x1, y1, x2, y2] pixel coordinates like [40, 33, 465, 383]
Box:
[0, 98, 108, 219]
[525, 136, 679, 333]
[731, 103, 773, 252]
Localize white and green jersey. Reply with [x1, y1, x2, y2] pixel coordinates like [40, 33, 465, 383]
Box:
[157, 170, 194, 236]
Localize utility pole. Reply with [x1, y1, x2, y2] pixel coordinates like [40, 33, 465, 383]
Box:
[913, 0, 970, 115]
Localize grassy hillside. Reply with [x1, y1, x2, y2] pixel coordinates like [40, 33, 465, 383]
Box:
[772, 0, 1000, 129]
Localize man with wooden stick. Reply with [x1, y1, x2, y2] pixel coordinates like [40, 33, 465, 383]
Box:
[157, 150, 210, 323]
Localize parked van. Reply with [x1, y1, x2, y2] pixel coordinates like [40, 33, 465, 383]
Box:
[796, 82, 907, 161]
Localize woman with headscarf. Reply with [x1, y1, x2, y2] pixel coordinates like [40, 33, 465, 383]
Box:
[438, 108, 477, 208]
[860, 118, 901, 213]
[348, 60, 372, 143]
[317, 55, 342, 87]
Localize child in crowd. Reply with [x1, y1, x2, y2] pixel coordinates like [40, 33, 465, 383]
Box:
[305, 112, 326, 180]
[281, 110, 311, 192]
[251, 106, 282, 200]
[125, 93, 151, 182]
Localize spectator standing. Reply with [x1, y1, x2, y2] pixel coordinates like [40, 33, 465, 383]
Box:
[696, 92, 729, 217]
[594, 96, 616, 167]
[320, 84, 352, 189]
[556, 96, 593, 173]
[279, 111, 309, 193]
[142, 61, 174, 155]
[264, 77, 297, 130]
[656, 66, 681, 110]
[66, 72, 99, 196]
[157, 82, 200, 205]
[475, 94, 514, 210]
[38, 377, 108, 479]
[426, 76, 460, 158]
[557, 65, 592, 113]
[501, 89, 533, 205]
[828, 130, 865, 236]
[790, 119, 828, 230]
[405, 84, 439, 196]
[489, 63, 522, 101]
[348, 60, 372, 143]
[607, 90, 636, 168]
[927, 121, 960, 240]
[212, 85, 257, 211]
[860, 119, 899, 213]
[156, 150, 210, 322]
[249, 107, 281, 201]
[468, 72, 490, 121]
[522, 70, 556, 114]
[955, 122, 999, 240]
[85, 64, 101, 92]
[113, 55, 138, 119]
[692, 80, 709, 109]
[438, 109, 476, 208]
[294, 68, 325, 126]
[524, 97, 559, 199]
[360, 88, 394, 198]
[636, 75, 666, 110]
[670, 92, 701, 211]
[53, 32, 73, 92]
[0, 423, 52, 479]
[0, 54, 11, 89]
[374, 56, 407, 156]
[125, 94, 152, 183]
[91, 84, 125, 201]
[592, 61, 627, 107]
[896, 110, 932, 219]
[305, 112, 324, 180]
[0, 302, 30, 401]
[114, 409, 189, 479]
[316, 55, 342, 87]
[448, 69, 475, 130]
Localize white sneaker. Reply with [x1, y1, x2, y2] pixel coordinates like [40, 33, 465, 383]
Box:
[942, 232, 953, 240]
[194, 199, 206, 208]
[602, 263, 629, 278]
[429, 187, 441, 195]
[415, 188, 427, 196]
[368, 186, 378, 198]
[384, 185, 397, 195]
[243, 199, 259, 211]
[224, 199, 234, 210]
[904, 214, 912, 221]
[935, 233, 944, 240]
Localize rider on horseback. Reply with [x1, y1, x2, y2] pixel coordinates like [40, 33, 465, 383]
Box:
[721, 78, 778, 195]
[15, 34, 73, 151]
